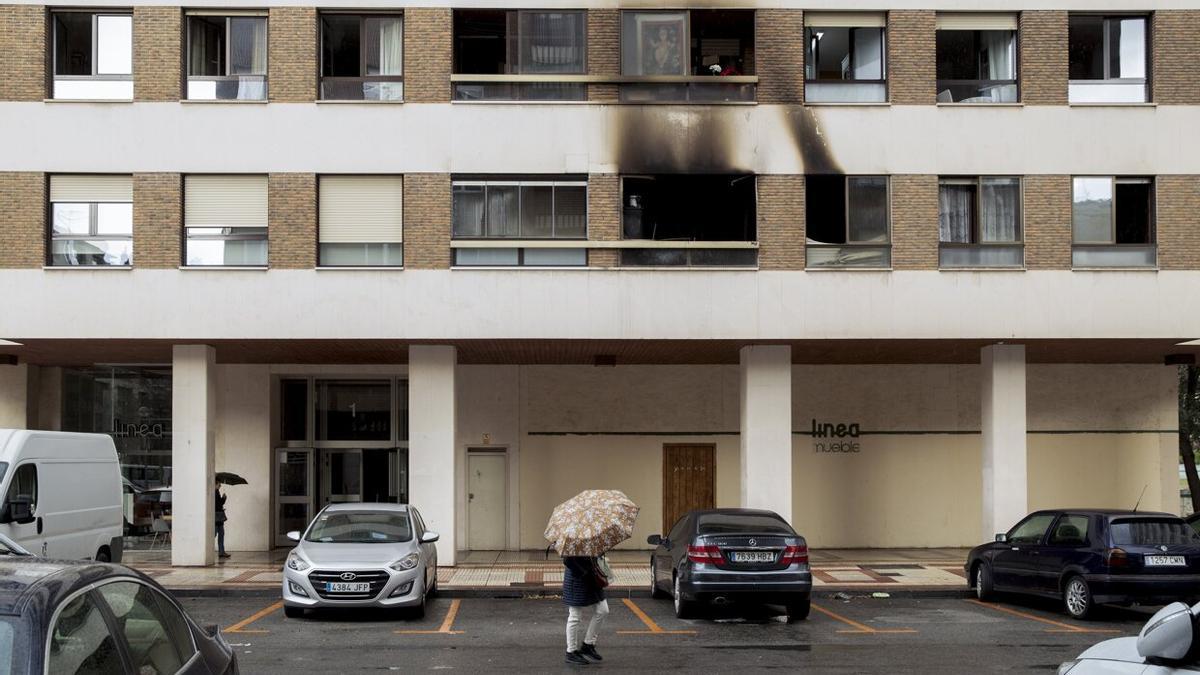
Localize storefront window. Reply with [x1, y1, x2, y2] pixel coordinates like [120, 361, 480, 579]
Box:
[315, 380, 392, 441]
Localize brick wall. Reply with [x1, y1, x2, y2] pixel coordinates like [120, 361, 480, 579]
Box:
[133, 173, 181, 268]
[404, 8, 452, 103]
[1153, 11, 1200, 105]
[0, 5, 45, 101]
[0, 173, 45, 268]
[587, 9, 619, 103]
[268, 174, 316, 269]
[1020, 11, 1067, 106]
[756, 175, 805, 270]
[403, 173, 451, 269]
[134, 7, 181, 102]
[888, 11, 936, 105]
[756, 10, 804, 104]
[1157, 175, 1200, 270]
[890, 175, 938, 269]
[587, 174, 620, 267]
[268, 8, 317, 102]
[1023, 175, 1072, 270]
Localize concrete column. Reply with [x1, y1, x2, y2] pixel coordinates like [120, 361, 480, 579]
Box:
[739, 345, 793, 523]
[981, 344, 1028, 541]
[172, 345, 216, 567]
[0, 363, 36, 428]
[409, 345, 457, 566]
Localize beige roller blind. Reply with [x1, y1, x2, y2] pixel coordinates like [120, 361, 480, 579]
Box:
[804, 12, 886, 28]
[318, 176, 404, 243]
[49, 175, 132, 202]
[184, 175, 268, 227]
[936, 13, 1018, 31]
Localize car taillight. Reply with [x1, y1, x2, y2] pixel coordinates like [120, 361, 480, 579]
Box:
[687, 544, 723, 564]
[781, 544, 809, 565]
[1106, 547, 1130, 568]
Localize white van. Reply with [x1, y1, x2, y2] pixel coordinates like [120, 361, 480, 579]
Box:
[0, 429, 123, 562]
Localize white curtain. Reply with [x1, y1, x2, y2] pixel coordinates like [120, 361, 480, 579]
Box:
[376, 18, 403, 75]
[938, 184, 973, 243]
[521, 11, 584, 74]
[983, 30, 1014, 80]
[980, 179, 1019, 242]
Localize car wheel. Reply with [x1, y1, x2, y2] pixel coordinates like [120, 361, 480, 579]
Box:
[786, 593, 811, 622]
[1063, 576, 1094, 620]
[673, 574, 697, 620]
[283, 605, 304, 619]
[426, 572, 438, 598]
[412, 590, 427, 620]
[650, 558, 668, 599]
[95, 547, 111, 563]
[974, 563, 994, 602]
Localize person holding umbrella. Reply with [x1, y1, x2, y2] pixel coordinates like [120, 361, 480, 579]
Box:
[562, 555, 608, 665]
[214, 472, 246, 560]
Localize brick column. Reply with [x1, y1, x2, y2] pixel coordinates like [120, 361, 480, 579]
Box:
[587, 174, 620, 267]
[1153, 11, 1200, 105]
[403, 173, 452, 269]
[0, 173, 45, 268]
[756, 9, 804, 104]
[0, 5, 45, 101]
[404, 8, 452, 103]
[134, 7, 182, 101]
[888, 11, 936, 105]
[268, 173, 316, 269]
[1019, 11, 1067, 106]
[268, 7, 317, 102]
[1157, 175, 1200, 270]
[756, 175, 805, 270]
[890, 175, 938, 270]
[1023, 175, 1072, 270]
[587, 9, 619, 103]
[133, 173, 182, 268]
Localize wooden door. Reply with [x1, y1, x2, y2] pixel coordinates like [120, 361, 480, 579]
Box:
[662, 444, 715, 534]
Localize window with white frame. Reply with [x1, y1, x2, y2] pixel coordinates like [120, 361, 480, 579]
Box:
[1069, 15, 1149, 103]
[804, 13, 887, 103]
[935, 13, 1018, 103]
[1072, 176, 1156, 268]
[938, 177, 1023, 268]
[319, 176, 404, 266]
[186, 13, 268, 100]
[51, 11, 133, 100]
[806, 175, 890, 268]
[184, 175, 269, 267]
[48, 175, 133, 266]
[321, 13, 404, 101]
[451, 177, 587, 266]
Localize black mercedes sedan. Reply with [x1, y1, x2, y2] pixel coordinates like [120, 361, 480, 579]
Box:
[967, 509, 1200, 620]
[0, 553, 238, 674]
[647, 508, 812, 621]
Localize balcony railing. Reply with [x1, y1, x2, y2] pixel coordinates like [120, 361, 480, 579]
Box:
[938, 243, 1024, 269]
[449, 74, 758, 103]
[1071, 244, 1157, 269]
[806, 244, 891, 269]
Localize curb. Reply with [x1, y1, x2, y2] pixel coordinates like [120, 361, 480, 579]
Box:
[165, 586, 973, 600]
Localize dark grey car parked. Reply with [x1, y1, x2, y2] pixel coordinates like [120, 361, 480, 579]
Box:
[647, 508, 812, 621]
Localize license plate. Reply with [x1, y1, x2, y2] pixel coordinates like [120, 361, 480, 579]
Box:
[326, 582, 371, 593]
[1145, 555, 1187, 567]
[730, 551, 775, 563]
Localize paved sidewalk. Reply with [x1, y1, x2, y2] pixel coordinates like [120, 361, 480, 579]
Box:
[126, 547, 971, 596]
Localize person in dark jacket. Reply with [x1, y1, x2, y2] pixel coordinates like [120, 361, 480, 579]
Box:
[215, 480, 230, 559]
[562, 556, 609, 665]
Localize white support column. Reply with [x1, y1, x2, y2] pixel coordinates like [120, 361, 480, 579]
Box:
[981, 344, 1028, 541]
[172, 345, 216, 567]
[0, 363, 35, 429]
[409, 345, 458, 566]
[739, 345, 793, 523]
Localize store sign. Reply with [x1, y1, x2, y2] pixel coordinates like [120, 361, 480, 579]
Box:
[811, 419, 862, 453]
[112, 418, 167, 438]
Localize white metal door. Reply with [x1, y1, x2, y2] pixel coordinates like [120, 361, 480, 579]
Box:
[467, 452, 506, 551]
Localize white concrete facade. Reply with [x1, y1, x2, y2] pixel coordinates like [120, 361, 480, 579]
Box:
[171, 345, 216, 566]
[740, 346, 793, 521]
[980, 345, 1028, 542]
[409, 346, 459, 565]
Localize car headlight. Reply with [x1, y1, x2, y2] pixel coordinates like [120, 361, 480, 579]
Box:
[1056, 660, 1079, 675]
[286, 551, 310, 572]
[390, 553, 420, 571]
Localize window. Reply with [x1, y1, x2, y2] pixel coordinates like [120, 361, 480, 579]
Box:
[453, 10, 586, 101]
[184, 175, 269, 267]
[52, 11, 133, 100]
[1048, 515, 1090, 546]
[4, 464, 36, 512]
[319, 176, 403, 266]
[938, 177, 1023, 268]
[806, 175, 890, 268]
[48, 592, 124, 675]
[1110, 518, 1200, 546]
[936, 14, 1018, 103]
[1072, 176, 1156, 268]
[452, 177, 587, 266]
[48, 175, 133, 267]
[96, 581, 196, 674]
[316, 380, 392, 441]
[620, 10, 756, 103]
[186, 14, 268, 100]
[1069, 15, 1149, 103]
[804, 13, 887, 103]
[1007, 513, 1055, 544]
[620, 175, 757, 267]
[321, 14, 403, 101]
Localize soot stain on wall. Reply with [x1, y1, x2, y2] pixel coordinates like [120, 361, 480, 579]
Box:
[782, 106, 843, 176]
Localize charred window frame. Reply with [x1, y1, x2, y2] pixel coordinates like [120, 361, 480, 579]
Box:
[50, 10, 133, 100]
[803, 17, 887, 103]
[450, 176, 588, 267]
[805, 175, 891, 269]
[937, 177, 1024, 269]
[935, 24, 1018, 104]
[1068, 14, 1149, 103]
[619, 175, 758, 267]
[618, 10, 757, 103]
[185, 13, 269, 101]
[1071, 176, 1156, 268]
[451, 9, 587, 102]
[320, 13, 404, 101]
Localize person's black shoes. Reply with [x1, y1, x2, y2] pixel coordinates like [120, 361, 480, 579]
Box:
[218, 553, 231, 559]
[580, 644, 603, 662]
[564, 651, 590, 666]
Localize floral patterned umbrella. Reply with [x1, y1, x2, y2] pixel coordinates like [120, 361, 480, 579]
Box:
[544, 490, 640, 557]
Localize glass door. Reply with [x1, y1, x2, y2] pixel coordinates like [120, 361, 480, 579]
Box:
[321, 448, 363, 505]
[275, 448, 313, 547]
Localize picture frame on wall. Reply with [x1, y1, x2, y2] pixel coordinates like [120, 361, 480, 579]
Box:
[635, 12, 688, 76]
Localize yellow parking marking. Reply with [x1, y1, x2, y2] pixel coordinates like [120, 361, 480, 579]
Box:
[616, 599, 697, 635]
[226, 601, 282, 634]
[811, 603, 917, 634]
[966, 600, 1119, 634]
[396, 598, 464, 635]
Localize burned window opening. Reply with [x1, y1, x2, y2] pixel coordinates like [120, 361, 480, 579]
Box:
[806, 175, 891, 268]
[452, 9, 586, 101]
[620, 175, 756, 267]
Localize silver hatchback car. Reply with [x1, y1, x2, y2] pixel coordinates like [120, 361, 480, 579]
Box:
[282, 503, 439, 618]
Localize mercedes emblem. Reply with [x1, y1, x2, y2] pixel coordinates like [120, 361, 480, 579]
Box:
[1161, 545, 1169, 552]
[340, 572, 357, 581]
[748, 538, 756, 546]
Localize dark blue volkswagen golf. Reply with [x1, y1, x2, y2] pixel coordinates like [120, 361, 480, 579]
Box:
[967, 509, 1200, 619]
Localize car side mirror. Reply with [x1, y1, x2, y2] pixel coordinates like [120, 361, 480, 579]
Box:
[1137, 602, 1196, 661]
[421, 531, 440, 544]
[646, 534, 662, 546]
[286, 530, 301, 542]
[994, 533, 1007, 543]
[1, 499, 34, 525]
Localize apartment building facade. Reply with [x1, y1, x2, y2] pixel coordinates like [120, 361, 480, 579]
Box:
[1, 0, 1198, 567]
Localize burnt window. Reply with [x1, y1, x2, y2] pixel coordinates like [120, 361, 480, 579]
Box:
[620, 175, 757, 266]
[1068, 15, 1148, 103]
[1071, 177, 1156, 268]
[320, 14, 404, 101]
[806, 175, 890, 268]
[452, 9, 586, 101]
[619, 10, 756, 103]
[935, 15, 1017, 103]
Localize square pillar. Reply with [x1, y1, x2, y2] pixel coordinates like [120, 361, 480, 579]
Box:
[0, 362, 36, 429]
[409, 345, 457, 566]
[172, 345, 216, 567]
[981, 344, 1028, 541]
[739, 345, 793, 523]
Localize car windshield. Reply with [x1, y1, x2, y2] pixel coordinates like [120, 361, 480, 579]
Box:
[306, 511, 412, 543]
[1109, 518, 1200, 546]
[697, 514, 794, 535]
